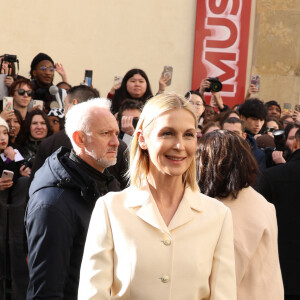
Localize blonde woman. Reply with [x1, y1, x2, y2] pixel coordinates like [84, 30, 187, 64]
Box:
[78, 93, 236, 300]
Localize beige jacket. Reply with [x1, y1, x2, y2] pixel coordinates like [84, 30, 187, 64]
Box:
[79, 183, 236, 300]
[222, 187, 284, 300]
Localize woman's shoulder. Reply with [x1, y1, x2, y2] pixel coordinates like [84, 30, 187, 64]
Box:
[95, 185, 145, 208]
[226, 186, 275, 211]
[186, 187, 230, 215]
[222, 186, 276, 226]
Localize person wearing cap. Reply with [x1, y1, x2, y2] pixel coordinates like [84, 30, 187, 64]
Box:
[265, 100, 281, 120]
[30, 53, 66, 113]
[47, 107, 65, 133]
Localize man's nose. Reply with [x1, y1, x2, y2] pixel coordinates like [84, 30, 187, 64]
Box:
[110, 134, 119, 147]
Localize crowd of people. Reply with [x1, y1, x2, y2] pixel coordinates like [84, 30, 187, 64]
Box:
[0, 52, 300, 299]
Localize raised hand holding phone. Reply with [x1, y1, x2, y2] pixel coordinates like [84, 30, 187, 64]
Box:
[0, 170, 14, 190]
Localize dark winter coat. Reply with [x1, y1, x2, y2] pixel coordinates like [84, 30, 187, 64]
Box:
[25, 147, 120, 299]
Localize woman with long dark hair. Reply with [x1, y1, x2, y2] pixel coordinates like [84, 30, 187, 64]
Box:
[198, 130, 283, 299]
[109, 68, 153, 114]
[17, 109, 52, 167]
[109, 68, 170, 114]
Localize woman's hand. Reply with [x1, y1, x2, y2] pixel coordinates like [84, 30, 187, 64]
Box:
[158, 72, 171, 94]
[0, 177, 13, 190]
[19, 165, 31, 177]
[4, 75, 14, 87]
[272, 151, 286, 164]
[109, 81, 122, 96]
[245, 83, 259, 99]
[0, 103, 14, 120]
[55, 63, 68, 82]
[0, 61, 9, 74]
[211, 92, 224, 109]
[4, 146, 16, 161]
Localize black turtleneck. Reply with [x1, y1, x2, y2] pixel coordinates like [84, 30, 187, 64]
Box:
[69, 150, 120, 196]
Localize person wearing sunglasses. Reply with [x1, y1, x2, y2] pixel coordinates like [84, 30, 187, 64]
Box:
[6, 78, 35, 120]
[29, 53, 66, 113]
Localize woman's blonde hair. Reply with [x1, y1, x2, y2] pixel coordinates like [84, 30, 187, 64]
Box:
[128, 92, 199, 191]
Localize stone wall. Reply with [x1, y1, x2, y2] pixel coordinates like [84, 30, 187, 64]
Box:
[252, 0, 300, 107]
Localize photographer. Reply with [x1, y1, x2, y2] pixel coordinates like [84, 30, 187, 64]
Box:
[199, 77, 230, 113]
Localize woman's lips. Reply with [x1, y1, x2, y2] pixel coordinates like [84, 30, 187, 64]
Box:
[165, 155, 186, 161]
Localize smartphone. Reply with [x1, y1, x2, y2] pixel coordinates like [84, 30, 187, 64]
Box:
[163, 66, 173, 86]
[1, 170, 14, 179]
[33, 100, 44, 110]
[114, 76, 123, 86]
[84, 70, 93, 87]
[295, 104, 300, 112]
[3, 96, 13, 111]
[251, 75, 260, 91]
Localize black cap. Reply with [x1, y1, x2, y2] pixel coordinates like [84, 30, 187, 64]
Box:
[265, 100, 281, 113]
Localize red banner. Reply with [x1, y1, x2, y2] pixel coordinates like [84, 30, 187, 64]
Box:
[192, 0, 253, 107]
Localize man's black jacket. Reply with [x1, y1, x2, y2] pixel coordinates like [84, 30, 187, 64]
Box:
[257, 149, 300, 295]
[25, 147, 120, 299]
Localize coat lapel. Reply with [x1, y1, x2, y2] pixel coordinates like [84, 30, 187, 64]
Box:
[125, 185, 169, 232]
[168, 187, 203, 231]
[126, 184, 203, 233]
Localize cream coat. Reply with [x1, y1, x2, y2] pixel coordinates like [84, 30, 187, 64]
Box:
[79, 183, 236, 300]
[222, 187, 284, 300]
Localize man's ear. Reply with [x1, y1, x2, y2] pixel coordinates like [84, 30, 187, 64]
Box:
[242, 132, 247, 140]
[137, 130, 147, 150]
[32, 69, 36, 79]
[72, 131, 86, 149]
[72, 98, 79, 106]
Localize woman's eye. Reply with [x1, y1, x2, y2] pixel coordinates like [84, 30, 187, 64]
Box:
[185, 132, 195, 137]
[162, 131, 172, 136]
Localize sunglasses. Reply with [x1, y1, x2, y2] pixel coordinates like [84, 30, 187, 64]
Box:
[15, 89, 33, 96]
[39, 66, 55, 72]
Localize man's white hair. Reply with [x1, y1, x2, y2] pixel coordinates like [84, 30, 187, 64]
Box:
[65, 98, 112, 148]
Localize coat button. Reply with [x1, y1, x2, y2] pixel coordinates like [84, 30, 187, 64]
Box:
[162, 238, 171, 246]
[160, 275, 169, 283]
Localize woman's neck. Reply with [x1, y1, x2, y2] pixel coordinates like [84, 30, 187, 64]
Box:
[147, 173, 185, 226]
